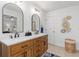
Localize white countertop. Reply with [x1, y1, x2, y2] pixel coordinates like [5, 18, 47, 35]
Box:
[0, 33, 47, 46]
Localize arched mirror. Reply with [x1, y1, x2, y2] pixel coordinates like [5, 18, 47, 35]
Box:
[2, 3, 24, 33]
[31, 14, 40, 32]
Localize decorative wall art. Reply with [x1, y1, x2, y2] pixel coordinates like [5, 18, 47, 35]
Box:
[61, 16, 72, 33]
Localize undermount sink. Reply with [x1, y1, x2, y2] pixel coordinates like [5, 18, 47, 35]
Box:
[0, 33, 47, 46]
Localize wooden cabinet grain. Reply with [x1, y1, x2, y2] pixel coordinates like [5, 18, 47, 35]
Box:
[24, 47, 33, 57]
[33, 35, 48, 57]
[0, 43, 2, 56]
[1, 35, 48, 57]
[12, 51, 25, 57]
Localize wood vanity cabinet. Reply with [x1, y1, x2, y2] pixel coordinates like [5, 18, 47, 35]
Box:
[33, 35, 48, 57]
[1, 35, 48, 57]
[0, 43, 2, 56]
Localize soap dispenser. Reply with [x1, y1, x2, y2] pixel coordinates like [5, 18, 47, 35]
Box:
[41, 26, 43, 33]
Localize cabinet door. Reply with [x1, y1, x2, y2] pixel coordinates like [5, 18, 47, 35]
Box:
[33, 36, 48, 57]
[33, 45, 42, 57]
[24, 47, 33, 57]
[10, 42, 23, 56]
[39, 37, 48, 54]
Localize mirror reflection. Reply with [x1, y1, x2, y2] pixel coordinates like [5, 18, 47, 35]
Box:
[2, 3, 24, 33]
[31, 14, 40, 32]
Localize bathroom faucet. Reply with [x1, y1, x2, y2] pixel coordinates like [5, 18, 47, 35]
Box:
[14, 32, 19, 38]
[9, 35, 13, 39]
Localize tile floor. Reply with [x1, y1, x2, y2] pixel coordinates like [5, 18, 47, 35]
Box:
[47, 43, 79, 57]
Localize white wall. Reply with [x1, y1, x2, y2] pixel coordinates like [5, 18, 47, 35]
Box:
[0, 1, 45, 39]
[46, 5, 79, 50]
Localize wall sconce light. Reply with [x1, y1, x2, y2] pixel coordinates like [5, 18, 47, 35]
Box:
[32, 8, 40, 15]
[35, 8, 40, 12]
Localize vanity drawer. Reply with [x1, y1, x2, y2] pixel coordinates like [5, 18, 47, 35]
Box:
[40, 35, 48, 40]
[22, 40, 33, 48]
[33, 38, 41, 46]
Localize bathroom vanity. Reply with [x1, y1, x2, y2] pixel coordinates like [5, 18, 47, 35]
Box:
[0, 3, 48, 57]
[0, 33, 48, 57]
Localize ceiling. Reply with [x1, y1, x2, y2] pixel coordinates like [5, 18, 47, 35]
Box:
[33, 1, 79, 12]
